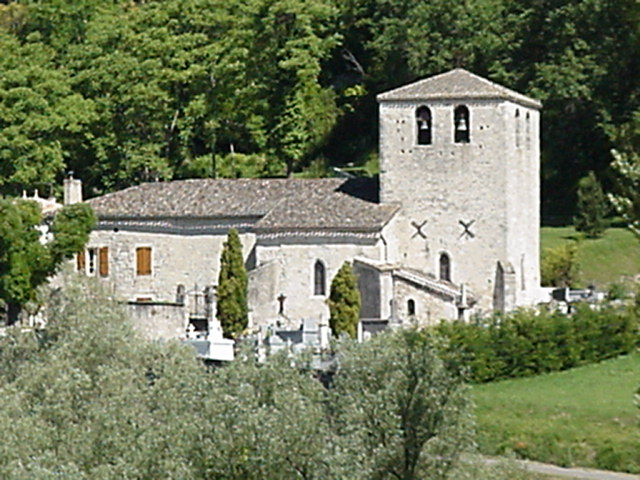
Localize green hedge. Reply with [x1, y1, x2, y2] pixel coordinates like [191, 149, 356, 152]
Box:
[435, 302, 639, 383]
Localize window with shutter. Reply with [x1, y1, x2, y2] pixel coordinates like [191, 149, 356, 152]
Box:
[77, 250, 86, 272]
[99, 247, 109, 277]
[136, 247, 152, 275]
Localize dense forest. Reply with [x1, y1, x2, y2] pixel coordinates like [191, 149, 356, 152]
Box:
[0, 0, 638, 217]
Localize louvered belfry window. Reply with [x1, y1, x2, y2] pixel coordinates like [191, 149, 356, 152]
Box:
[136, 247, 152, 276]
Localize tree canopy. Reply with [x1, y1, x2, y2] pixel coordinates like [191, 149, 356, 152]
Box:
[0, 0, 637, 218]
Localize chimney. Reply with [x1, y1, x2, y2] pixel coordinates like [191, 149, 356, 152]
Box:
[63, 173, 82, 205]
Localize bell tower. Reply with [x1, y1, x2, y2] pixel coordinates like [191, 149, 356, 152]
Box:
[377, 69, 542, 313]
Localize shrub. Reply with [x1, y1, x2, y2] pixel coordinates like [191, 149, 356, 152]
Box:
[436, 304, 639, 383]
[541, 243, 579, 287]
[607, 281, 628, 300]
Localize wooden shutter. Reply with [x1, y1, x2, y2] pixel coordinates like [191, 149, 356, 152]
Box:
[99, 247, 109, 277]
[76, 250, 86, 272]
[136, 247, 152, 275]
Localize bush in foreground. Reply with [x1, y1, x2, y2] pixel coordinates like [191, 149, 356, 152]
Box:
[0, 278, 505, 479]
[330, 330, 473, 480]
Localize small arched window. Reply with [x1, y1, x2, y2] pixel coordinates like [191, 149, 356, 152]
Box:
[416, 106, 432, 145]
[314, 260, 326, 296]
[454, 105, 470, 143]
[176, 284, 185, 305]
[408, 299, 416, 316]
[439, 253, 451, 282]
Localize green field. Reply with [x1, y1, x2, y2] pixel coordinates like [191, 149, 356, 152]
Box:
[541, 226, 640, 288]
[473, 352, 640, 473]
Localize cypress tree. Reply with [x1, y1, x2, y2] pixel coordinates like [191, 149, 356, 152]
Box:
[328, 262, 361, 339]
[573, 171, 608, 238]
[216, 228, 248, 338]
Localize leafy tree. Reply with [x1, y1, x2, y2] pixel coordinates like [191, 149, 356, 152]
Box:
[0, 198, 49, 325]
[609, 110, 640, 235]
[573, 171, 608, 238]
[328, 261, 360, 338]
[48, 203, 96, 265]
[330, 329, 473, 480]
[0, 31, 95, 195]
[0, 199, 95, 324]
[216, 228, 248, 338]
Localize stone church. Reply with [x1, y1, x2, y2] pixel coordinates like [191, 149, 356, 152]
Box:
[71, 69, 544, 339]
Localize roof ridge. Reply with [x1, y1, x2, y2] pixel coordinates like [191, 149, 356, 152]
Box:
[377, 68, 541, 109]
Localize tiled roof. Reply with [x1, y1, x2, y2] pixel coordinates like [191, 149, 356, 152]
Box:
[88, 177, 399, 233]
[377, 68, 542, 109]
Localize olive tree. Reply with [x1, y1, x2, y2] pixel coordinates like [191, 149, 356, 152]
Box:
[330, 328, 474, 480]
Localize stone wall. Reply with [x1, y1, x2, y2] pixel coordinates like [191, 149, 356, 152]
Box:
[127, 301, 185, 340]
[251, 232, 384, 327]
[379, 97, 541, 314]
[84, 221, 256, 306]
[393, 275, 458, 325]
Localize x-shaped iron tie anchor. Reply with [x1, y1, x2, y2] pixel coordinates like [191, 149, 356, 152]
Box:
[459, 219, 476, 239]
[411, 220, 428, 239]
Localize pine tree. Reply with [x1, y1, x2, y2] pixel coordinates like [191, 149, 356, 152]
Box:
[574, 171, 608, 238]
[216, 229, 248, 338]
[328, 262, 360, 339]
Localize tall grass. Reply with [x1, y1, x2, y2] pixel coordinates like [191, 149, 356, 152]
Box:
[474, 353, 640, 473]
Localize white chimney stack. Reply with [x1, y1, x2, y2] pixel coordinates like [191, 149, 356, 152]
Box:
[63, 173, 82, 205]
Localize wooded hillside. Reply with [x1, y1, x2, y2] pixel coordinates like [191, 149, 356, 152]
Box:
[0, 0, 638, 216]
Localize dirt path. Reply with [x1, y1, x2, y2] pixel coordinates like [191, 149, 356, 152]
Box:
[490, 458, 640, 480]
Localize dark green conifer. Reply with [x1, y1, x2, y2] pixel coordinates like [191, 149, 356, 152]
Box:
[216, 228, 248, 338]
[573, 171, 608, 238]
[328, 262, 360, 339]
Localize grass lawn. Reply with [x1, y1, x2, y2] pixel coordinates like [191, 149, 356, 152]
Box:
[541, 226, 640, 288]
[473, 352, 640, 474]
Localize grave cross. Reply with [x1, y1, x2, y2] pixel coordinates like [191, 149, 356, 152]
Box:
[277, 293, 286, 315]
